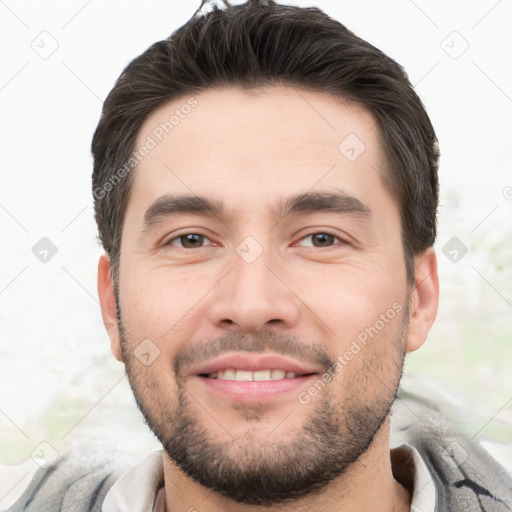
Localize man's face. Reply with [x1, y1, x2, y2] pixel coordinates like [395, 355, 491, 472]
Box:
[110, 86, 413, 504]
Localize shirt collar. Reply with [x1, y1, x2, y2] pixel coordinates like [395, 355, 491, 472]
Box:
[102, 451, 164, 512]
[391, 443, 437, 512]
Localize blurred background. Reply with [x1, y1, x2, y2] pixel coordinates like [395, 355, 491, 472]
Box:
[1, 0, 511, 478]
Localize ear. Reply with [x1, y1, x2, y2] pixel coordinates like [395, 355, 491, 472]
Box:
[97, 253, 124, 362]
[406, 247, 439, 353]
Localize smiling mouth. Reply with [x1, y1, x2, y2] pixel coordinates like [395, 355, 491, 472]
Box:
[201, 369, 316, 381]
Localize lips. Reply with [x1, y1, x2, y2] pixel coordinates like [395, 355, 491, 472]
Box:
[187, 353, 322, 403]
[189, 352, 321, 378]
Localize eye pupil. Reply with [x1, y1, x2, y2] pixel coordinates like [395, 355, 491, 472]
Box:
[181, 234, 203, 248]
[313, 233, 334, 247]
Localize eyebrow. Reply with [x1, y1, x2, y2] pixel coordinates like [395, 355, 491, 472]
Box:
[142, 190, 371, 234]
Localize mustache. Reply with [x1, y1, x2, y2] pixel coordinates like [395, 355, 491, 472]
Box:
[172, 331, 334, 377]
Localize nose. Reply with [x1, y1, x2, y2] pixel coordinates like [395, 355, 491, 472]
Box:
[207, 240, 300, 334]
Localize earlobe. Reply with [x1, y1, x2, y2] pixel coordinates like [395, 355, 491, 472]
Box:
[406, 247, 439, 353]
[97, 253, 124, 362]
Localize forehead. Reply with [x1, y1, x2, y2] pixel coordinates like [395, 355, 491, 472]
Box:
[128, 86, 391, 220]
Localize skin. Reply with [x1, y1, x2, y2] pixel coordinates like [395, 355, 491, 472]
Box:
[98, 86, 439, 512]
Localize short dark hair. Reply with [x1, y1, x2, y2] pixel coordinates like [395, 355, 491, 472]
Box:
[92, 0, 439, 286]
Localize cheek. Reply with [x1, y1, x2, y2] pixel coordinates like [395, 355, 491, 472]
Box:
[119, 266, 212, 344]
[291, 260, 405, 339]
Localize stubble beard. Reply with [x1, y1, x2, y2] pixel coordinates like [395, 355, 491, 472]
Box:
[119, 305, 408, 505]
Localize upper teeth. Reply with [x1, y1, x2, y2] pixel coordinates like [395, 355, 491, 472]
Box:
[208, 369, 299, 381]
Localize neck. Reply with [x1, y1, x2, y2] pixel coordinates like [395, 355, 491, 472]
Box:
[162, 415, 411, 512]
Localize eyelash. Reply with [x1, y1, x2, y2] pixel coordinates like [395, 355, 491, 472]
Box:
[164, 231, 346, 250]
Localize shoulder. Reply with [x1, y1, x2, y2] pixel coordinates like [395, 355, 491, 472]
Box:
[393, 376, 512, 468]
[1, 443, 141, 512]
[392, 376, 512, 509]
[0, 458, 39, 511]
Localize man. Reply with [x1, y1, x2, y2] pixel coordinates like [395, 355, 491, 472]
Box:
[6, 1, 512, 511]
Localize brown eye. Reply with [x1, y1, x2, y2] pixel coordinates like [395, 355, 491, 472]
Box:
[297, 232, 342, 248]
[166, 233, 209, 249]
